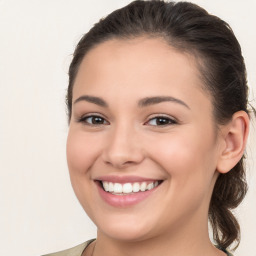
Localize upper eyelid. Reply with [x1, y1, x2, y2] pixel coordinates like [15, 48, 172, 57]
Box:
[79, 112, 108, 120]
[146, 114, 178, 122]
[77, 113, 109, 124]
[143, 115, 178, 127]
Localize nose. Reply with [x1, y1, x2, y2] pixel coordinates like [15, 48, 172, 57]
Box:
[102, 123, 145, 169]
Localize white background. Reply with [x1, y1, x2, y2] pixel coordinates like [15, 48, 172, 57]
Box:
[0, 0, 255, 255]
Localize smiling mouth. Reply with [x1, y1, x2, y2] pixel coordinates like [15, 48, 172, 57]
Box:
[99, 180, 163, 195]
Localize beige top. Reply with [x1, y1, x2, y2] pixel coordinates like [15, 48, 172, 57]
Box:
[42, 239, 95, 256]
[42, 239, 233, 256]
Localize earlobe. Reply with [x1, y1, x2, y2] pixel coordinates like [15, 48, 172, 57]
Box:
[217, 111, 250, 174]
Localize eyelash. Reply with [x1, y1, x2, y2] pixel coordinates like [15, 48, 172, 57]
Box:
[146, 115, 177, 126]
[77, 114, 109, 126]
[77, 114, 177, 127]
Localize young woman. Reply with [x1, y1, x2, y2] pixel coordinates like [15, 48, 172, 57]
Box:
[44, 1, 254, 255]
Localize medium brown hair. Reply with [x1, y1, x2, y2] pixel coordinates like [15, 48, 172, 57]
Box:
[67, 0, 252, 250]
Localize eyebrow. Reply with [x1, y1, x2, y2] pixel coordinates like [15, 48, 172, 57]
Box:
[74, 95, 108, 107]
[74, 95, 190, 109]
[138, 96, 190, 109]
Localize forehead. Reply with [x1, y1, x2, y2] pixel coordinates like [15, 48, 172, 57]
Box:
[73, 37, 211, 111]
[77, 37, 201, 82]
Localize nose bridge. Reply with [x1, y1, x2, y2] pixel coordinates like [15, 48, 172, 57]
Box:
[102, 120, 144, 168]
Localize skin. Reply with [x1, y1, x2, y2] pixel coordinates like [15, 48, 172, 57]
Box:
[66, 37, 249, 256]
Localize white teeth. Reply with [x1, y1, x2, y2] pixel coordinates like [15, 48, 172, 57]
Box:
[108, 182, 114, 192]
[133, 182, 140, 192]
[123, 183, 133, 193]
[146, 182, 154, 190]
[102, 181, 109, 192]
[140, 182, 147, 192]
[101, 181, 160, 194]
[114, 183, 123, 193]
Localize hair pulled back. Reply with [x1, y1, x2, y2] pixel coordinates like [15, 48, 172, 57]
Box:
[67, 0, 250, 250]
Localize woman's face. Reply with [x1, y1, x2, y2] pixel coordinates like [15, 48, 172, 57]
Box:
[67, 37, 223, 241]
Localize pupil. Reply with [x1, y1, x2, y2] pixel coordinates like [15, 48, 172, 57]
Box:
[157, 118, 169, 125]
[93, 117, 104, 124]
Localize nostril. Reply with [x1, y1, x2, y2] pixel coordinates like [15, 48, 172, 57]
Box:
[122, 160, 136, 166]
[103, 159, 141, 169]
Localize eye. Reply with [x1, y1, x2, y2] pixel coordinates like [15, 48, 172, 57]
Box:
[78, 115, 109, 126]
[146, 116, 177, 126]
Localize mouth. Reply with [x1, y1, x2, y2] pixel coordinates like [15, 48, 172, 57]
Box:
[94, 175, 164, 207]
[98, 180, 163, 195]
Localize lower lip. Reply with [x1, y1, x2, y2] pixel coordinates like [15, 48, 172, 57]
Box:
[96, 182, 160, 207]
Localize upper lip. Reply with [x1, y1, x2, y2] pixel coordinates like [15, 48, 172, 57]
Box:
[94, 175, 162, 183]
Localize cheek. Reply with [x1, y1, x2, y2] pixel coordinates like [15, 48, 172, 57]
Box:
[66, 130, 100, 176]
[149, 131, 217, 218]
[66, 129, 101, 215]
[148, 129, 216, 184]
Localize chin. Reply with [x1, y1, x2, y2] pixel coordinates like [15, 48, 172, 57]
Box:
[94, 214, 156, 242]
[100, 226, 152, 242]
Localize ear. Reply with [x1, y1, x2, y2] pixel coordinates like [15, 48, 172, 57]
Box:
[216, 111, 250, 174]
